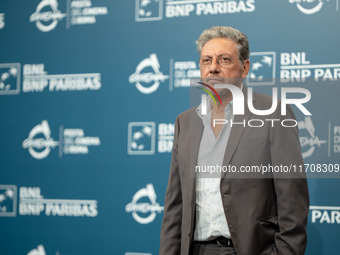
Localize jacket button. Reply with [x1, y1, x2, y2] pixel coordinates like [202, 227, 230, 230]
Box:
[223, 194, 229, 197]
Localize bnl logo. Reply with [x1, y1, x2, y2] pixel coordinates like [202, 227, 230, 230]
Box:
[128, 122, 156, 155]
[247, 52, 276, 86]
[135, 0, 163, 22]
[0, 185, 17, 217]
[0, 63, 21, 95]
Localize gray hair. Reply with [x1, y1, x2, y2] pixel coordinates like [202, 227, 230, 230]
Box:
[196, 26, 250, 60]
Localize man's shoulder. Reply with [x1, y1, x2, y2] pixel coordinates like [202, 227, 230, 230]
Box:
[252, 91, 278, 108]
[177, 106, 197, 120]
[174, 106, 201, 130]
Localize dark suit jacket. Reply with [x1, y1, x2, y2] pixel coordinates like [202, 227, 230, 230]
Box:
[159, 87, 309, 255]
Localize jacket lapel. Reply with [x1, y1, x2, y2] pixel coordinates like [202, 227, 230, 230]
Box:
[188, 109, 203, 237]
[189, 109, 203, 193]
[221, 85, 254, 178]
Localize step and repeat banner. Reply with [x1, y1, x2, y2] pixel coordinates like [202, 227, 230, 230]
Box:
[1, 0, 340, 254]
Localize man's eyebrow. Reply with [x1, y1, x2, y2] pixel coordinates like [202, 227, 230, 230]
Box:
[201, 53, 233, 57]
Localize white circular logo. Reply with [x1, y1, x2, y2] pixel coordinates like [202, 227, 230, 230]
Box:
[129, 54, 169, 94]
[289, 0, 324, 15]
[125, 184, 163, 224]
[22, 120, 59, 159]
[30, 0, 66, 32]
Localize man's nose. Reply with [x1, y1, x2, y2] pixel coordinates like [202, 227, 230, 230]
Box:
[209, 59, 220, 74]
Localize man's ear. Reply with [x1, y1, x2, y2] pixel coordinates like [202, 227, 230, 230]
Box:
[242, 60, 250, 79]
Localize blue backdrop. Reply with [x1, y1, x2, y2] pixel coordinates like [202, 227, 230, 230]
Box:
[1, 0, 340, 254]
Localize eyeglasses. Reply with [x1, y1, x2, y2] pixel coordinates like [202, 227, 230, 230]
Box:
[199, 54, 241, 68]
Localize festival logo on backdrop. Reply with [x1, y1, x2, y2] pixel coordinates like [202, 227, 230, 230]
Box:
[30, 0, 66, 32]
[245, 51, 340, 86]
[310, 205, 340, 224]
[288, 0, 338, 15]
[0, 185, 17, 217]
[298, 116, 327, 159]
[127, 122, 174, 155]
[129, 54, 169, 94]
[135, 0, 163, 21]
[125, 184, 164, 224]
[22, 120, 59, 160]
[19, 186, 98, 217]
[135, 0, 256, 22]
[0, 63, 21, 95]
[127, 122, 156, 155]
[30, 0, 108, 32]
[27, 244, 46, 255]
[247, 52, 276, 86]
[0, 186, 98, 218]
[22, 120, 101, 160]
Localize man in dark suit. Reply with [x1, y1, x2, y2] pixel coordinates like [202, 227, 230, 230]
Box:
[159, 26, 309, 255]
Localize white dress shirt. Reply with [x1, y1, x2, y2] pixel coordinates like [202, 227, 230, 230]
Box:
[194, 99, 234, 241]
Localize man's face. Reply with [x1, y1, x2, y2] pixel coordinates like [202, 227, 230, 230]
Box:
[200, 38, 250, 88]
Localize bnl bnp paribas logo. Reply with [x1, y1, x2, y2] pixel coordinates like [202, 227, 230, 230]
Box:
[0, 185, 17, 217]
[135, 0, 256, 22]
[125, 183, 164, 224]
[127, 122, 174, 155]
[22, 120, 101, 160]
[288, 0, 340, 15]
[247, 51, 340, 86]
[247, 52, 276, 86]
[29, 0, 108, 32]
[0, 63, 21, 95]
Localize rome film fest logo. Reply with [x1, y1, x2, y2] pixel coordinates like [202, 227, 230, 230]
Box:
[22, 120, 59, 160]
[298, 116, 327, 158]
[129, 53, 169, 94]
[288, 0, 339, 14]
[27, 245, 46, 255]
[22, 120, 101, 159]
[30, 0, 66, 32]
[125, 184, 163, 224]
